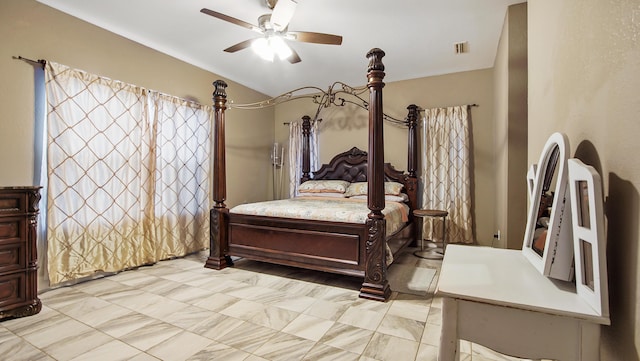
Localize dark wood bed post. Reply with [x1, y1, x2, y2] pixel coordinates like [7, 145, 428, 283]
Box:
[360, 48, 391, 302]
[300, 115, 312, 183]
[405, 104, 420, 230]
[407, 104, 419, 178]
[206, 80, 230, 270]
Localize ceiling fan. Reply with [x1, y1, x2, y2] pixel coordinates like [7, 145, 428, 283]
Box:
[200, 0, 343, 64]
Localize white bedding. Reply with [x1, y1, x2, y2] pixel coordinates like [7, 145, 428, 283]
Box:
[230, 196, 410, 265]
[230, 196, 409, 237]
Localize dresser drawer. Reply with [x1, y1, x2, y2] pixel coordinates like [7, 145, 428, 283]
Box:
[0, 187, 40, 321]
[0, 242, 26, 273]
[0, 192, 27, 216]
[0, 272, 26, 309]
[0, 217, 25, 243]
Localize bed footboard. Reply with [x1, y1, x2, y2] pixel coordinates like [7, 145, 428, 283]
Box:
[228, 214, 368, 277]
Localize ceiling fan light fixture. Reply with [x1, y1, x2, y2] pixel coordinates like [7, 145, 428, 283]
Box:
[252, 36, 292, 62]
[252, 37, 275, 61]
[201, 4, 342, 64]
[270, 36, 293, 60]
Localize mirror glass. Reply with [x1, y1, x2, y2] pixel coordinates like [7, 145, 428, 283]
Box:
[521, 132, 574, 281]
[580, 239, 595, 290]
[576, 180, 591, 229]
[530, 145, 559, 256]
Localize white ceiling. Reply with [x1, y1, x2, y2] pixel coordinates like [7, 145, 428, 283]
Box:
[37, 0, 524, 97]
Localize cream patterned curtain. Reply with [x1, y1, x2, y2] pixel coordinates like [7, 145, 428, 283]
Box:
[150, 92, 212, 260]
[421, 106, 474, 244]
[44, 62, 211, 285]
[288, 120, 319, 197]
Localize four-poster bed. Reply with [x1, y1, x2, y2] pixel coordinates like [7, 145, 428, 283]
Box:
[205, 48, 420, 302]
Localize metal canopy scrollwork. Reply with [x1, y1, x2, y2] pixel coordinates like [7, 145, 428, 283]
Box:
[228, 81, 407, 125]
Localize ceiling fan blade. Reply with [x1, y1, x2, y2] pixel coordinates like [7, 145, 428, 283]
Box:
[287, 31, 342, 45]
[200, 8, 260, 32]
[270, 0, 298, 32]
[287, 46, 301, 64]
[223, 39, 256, 53]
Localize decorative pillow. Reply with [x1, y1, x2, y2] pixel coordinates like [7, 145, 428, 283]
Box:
[388, 193, 409, 202]
[344, 181, 405, 197]
[298, 192, 346, 198]
[349, 193, 409, 202]
[298, 180, 351, 193]
[384, 181, 405, 196]
[344, 182, 368, 197]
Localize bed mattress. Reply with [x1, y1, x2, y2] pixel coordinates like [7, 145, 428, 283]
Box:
[230, 196, 409, 236]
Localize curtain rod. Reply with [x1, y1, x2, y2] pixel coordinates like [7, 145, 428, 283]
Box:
[13, 55, 47, 68]
[283, 119, 323, 125]
[425, 103, 478, 109]
[419, 103, 478, 112]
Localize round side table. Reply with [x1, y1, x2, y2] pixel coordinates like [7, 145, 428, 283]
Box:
[413, 209, 448, 259]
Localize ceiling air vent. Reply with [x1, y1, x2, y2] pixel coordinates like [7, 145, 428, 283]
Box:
[454, 42, 467, 54]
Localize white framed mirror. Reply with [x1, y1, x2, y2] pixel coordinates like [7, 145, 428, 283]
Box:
[567, 158, 609, 317]
[522, 132, 574, 280]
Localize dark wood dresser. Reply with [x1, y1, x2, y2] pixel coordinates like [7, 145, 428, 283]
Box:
[0, 186, 42, 320]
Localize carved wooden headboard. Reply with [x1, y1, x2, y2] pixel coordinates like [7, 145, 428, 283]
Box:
[312, 147, 369, 182]
[311, 147, 418, 213]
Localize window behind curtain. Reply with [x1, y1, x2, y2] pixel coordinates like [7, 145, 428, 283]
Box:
[44, 62, 211, 286]
[421, 106, 474, 244]
[151, 92, 212, 260]
[288, 120, 319, 197]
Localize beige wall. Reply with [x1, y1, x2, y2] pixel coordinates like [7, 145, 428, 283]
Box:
[274, 69, 497, 245]
[0, 0, 273, 207]
[494, 3, 528, 249]
[529, 1, 640, 359]
[494, 10, 510, 248]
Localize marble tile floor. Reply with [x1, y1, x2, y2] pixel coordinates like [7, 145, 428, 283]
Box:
[1, 249, 535, 361]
